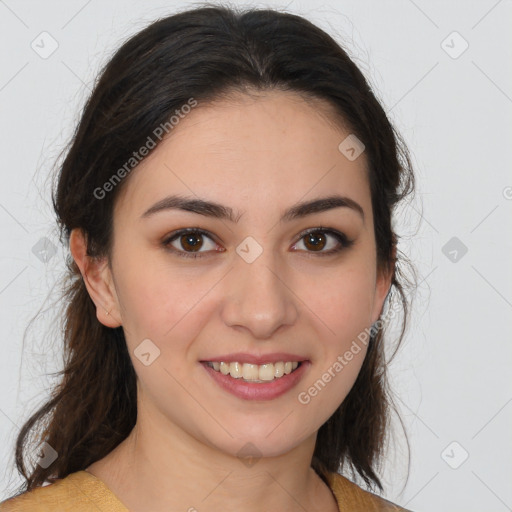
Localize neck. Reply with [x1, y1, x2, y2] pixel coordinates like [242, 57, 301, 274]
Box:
[87, 414, 337, 512]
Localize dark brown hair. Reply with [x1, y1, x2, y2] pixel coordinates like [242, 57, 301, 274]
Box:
[7, 3, 416, 499]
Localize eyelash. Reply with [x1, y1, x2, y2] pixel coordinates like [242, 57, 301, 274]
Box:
[161, 227, 354, 260]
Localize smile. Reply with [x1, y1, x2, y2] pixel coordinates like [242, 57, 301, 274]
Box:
[205, 361, 301, 382]
[201, 360, 310, 401]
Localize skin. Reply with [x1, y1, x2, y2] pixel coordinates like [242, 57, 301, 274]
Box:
[70, 89, 393, 512]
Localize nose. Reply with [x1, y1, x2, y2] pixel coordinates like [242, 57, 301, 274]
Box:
[220, 247, 299, 340]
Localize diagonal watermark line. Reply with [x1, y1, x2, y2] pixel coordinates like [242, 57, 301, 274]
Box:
[0, 62, 29, 92]
[0, 204, 29, 233]
[414, 265, 438, 290]
[161, 365, 234, 438]
[472, 61, 512, 105]
[266, 163, 337, 235]
[471, 265, 512, 308]
[0, 407, 20, 429]
[201, 470, 233, 502]
[470, 204, 499, 233]
[401, 401, 439, 438]
[472, 397, 512, 439]
[265, 266, 336, 336]
[471, 0, 504, 30]
[65, 480, 104, 512]
[472, 471, 512, 510]
[388, 62, 439, 112]
[265, 410, 294, 438]
[61, 61, 92, 91]
[0, 0, 29, 28]
[403, 472, 439, 507]
[164, 267, 234, 336]
[407, 0, 439, 29]
[0, 266, 28, 296]
[163, 163, 235, 235]
[406, 200, 439, 234]
[264, 470, 309, 512]
[61, 0, 93, 29]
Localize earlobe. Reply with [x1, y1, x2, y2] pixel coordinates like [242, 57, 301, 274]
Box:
[69, 229, 122, 328]
[371, 245, 396, 325]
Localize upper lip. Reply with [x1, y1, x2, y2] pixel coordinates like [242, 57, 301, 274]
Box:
[200, 352, 308, 365]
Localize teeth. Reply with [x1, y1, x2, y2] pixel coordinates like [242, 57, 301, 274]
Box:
[258, 364, 274, 381]
[231, 362, 243, 378]
[206, 360, 301, 382]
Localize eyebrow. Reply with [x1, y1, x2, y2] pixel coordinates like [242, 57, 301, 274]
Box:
[141, 194, 364, 223]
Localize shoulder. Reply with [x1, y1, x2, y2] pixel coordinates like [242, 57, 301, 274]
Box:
[0, 471, 128, 512]
[325, 471, 413, 511]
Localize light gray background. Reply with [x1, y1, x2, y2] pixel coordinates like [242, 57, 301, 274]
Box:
[1, 0, 511, 510]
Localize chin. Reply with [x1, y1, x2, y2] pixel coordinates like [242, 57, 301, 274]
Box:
[207, 421, 312, 460]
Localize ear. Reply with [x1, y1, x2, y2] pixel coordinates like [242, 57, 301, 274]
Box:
[69, 228, 122, 328]
[370, 243, 396, 325]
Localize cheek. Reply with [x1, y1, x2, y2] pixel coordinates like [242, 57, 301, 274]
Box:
[302, 263, 376, 337]
[294, 264, 375, 398]
[110, 244, 376, 453]
[114, 255, 220, 354]
[115, 247, 377, 354]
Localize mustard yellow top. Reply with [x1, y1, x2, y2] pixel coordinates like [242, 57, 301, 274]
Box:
[0, 470, 410, 511]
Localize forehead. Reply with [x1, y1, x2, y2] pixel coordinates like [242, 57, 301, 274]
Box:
[115, 89, 371, 222]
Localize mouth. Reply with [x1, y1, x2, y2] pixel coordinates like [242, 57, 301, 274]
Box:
[200, 358, 310, 401]
[203, 360, 303, 383]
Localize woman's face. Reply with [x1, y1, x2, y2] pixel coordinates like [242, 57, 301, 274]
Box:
[104, 90, 391, 459]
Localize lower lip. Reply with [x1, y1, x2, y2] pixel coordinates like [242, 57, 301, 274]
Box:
[201, 361, 310, 401]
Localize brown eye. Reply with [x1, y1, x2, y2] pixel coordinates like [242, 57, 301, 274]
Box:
[292, 228, 354, 256]
[163, 228, 220, 258]
[179, 232, 204, 252]
[303, 231, 327, 251]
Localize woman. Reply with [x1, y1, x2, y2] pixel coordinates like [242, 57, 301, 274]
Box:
[1, 4, 416, 511]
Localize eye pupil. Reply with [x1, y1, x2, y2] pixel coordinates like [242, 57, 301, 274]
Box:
[304, 232, 326, 251]
[181, 233, 203, 251]
[166, 228, 346, 258]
